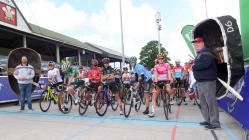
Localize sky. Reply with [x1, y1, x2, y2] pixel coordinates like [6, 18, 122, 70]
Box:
[14, 0, 240, 64]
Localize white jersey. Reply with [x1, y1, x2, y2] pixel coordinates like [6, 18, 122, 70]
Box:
[47, 68, 63, 83]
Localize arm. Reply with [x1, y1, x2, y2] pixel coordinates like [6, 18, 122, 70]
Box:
[27, 67, 35, 80]
[168, 67, 171, 82]
[13, 68, 19, 80]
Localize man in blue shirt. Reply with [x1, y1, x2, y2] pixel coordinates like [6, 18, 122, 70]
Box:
[192, 37, 220, 130]
[129, 56, 152, 115]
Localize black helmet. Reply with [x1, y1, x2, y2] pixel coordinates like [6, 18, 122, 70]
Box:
[102, 57, 110, 64]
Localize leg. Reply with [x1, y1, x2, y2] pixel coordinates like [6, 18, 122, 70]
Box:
[205, 81, 220, 127]
[197, 82, 210, 123]
[18, 84, 25, 110]
[25, 84, 33, 110]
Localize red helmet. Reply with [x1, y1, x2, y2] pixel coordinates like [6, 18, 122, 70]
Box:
[79, 65, 83, 69]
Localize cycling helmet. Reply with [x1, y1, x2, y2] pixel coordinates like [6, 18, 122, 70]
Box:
[91, 59, 98, 66]
[157, 53, 165, 59]
[129, 56, 137, 63]
[48, 61, 55, 66]
[102, 57, 110, 64]
[79, 65, 83, 69]
[61, 63, 71, 72]
[123, 66, 128, 70]
[175, 59, 181, 65]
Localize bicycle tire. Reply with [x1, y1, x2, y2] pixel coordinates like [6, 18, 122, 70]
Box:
[60, 93, 73, 114]
[161, 92, 169, 120]
[94, 92, 108, 116]
[176, 89, 182, 106]
[135, 98, 141, 112]
[39, 91, 51, 112]
[124, 91, 132, 118]
[78, 92, 89, 116]
[156, 94, 161, 107]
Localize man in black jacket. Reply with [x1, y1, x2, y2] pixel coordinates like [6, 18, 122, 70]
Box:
[192, 37, 221, 130]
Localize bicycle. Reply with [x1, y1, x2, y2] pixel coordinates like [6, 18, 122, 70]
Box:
[174, 81, 184, 106]
[94, 82, 119, 116]
[37, 83, 67, 113]
[123, 83, 142, 118]
[153, 82, 171, 120]
[78, 82, 98, 116]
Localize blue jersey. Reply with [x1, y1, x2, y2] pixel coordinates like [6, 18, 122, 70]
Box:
[133, 64, 152, 82]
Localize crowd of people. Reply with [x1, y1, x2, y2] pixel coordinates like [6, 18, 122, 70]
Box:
[13, 37, 221, 130]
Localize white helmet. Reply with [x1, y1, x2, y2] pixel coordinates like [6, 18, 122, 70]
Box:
[175, 59, 181, 65]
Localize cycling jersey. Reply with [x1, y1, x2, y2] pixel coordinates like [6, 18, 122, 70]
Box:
[173, 65, 184, 78]
[133, 64, 152, 82]
[64, 67, 78, 84]
[102, 66, 115, 83]
[87, 67, 101, 83]
[122, 72, 130, 84]
[154, 63, 170, 81]
[47, 68, 63, 84]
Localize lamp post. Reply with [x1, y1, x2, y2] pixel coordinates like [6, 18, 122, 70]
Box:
[119, 0, 125, 68]
[155, 12, 162, 53]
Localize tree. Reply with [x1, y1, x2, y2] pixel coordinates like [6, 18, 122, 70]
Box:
[139, 40, 170, 69]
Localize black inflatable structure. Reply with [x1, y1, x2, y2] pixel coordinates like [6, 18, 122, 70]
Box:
[192, 15, 245, 99]
[7, 48, 41, 96]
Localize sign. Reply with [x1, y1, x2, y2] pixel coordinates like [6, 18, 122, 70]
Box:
[0, 1, 16, 25]
[181, 25, 196, 57]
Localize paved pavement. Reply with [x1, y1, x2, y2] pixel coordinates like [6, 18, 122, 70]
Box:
[0, 100, 244, 140]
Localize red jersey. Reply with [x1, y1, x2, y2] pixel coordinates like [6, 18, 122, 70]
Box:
[173, 65, 184, 78]
[87, 67, 101, 83]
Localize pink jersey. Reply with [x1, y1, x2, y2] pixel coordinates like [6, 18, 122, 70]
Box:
[154, 63, 170, 81]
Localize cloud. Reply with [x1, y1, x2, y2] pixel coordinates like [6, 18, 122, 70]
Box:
[81, 0, 157, 59]
[187, 0, 240, 26]
[16, 0, 87, 32]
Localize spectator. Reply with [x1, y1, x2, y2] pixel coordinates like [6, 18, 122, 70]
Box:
[192, 37, 221, 130]
[14, 56, 35, 111]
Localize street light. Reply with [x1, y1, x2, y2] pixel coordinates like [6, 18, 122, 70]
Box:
[155, 12, 162, 53]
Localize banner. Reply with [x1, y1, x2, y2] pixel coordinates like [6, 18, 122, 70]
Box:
[240, 0, 249, 65]
[181, 25, 196, 57]
[0, 1, 16, 25]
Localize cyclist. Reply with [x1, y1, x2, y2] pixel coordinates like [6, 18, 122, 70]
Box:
[61, 62, 80, 105]
[129, 56, 152, 115]
[150, 53, 171, 117]
[100, 57, 123, 115]
[47, 61, 64, 105]
[172, 59, 185, 104]
[122, 67, 130, 85]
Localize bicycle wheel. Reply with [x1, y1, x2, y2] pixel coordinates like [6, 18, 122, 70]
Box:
[161, 92, 169, 120]
[60, 93, 73, 114]
[156, 94, 161, 107]
[78, 92, 89, 116]
[111, 95, 118, 111]
[124, 91, 132, 118]
[176, 89, 182, 106]
[94, 92, 108, 116]
[135, 96, 142, 112]
[39, 91, 51, 112]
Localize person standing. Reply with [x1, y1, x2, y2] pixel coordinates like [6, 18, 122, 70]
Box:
[14, 56, 35, 111]
[192, 37, 221, 129]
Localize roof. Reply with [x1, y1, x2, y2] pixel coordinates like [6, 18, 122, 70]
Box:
[28, 23, 102, 54]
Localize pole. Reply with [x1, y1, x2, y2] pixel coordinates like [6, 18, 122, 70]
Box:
[120, 0, 125, 67]
[119, 0, 125, 68]
[204, 0, 208, 18]
[157, 26, 161, 53]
